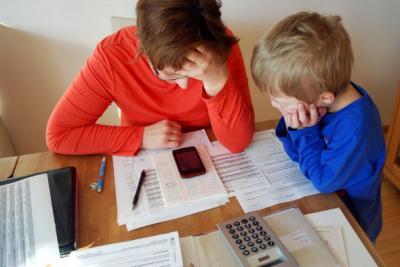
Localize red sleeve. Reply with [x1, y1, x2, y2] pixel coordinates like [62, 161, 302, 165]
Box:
[46, 44, 144, 156]
[202, 43, 255, 153]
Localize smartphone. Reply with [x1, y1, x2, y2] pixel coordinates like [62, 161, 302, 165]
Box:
[172, 146, 206, 178]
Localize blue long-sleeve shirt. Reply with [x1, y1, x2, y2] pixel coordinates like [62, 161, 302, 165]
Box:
[275, 83, 386, 242]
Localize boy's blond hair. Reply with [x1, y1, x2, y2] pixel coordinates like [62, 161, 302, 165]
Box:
[251, 12, 353, 103]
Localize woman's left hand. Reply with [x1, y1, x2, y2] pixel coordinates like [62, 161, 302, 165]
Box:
[178, 46, 228, 97]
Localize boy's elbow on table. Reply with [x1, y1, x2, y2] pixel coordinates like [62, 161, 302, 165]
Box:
[312, 182, 338, 194]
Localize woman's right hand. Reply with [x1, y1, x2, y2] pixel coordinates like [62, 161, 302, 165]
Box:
[141, 120, 183, 149]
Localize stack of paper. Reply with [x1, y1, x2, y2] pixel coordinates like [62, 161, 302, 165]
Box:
[113, 130, 229, 231]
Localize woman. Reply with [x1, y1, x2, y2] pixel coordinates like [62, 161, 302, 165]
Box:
[46, 0, 255, 155]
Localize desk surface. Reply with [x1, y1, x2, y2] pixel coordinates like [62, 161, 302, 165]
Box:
[12, 121, 385, 266]
[0, 155, 18, 181]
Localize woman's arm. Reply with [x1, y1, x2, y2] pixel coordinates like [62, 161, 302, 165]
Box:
[202, 43, 255, 152]
[46, 44, 144, 156]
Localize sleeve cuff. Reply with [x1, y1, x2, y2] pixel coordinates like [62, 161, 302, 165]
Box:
[275, 117, 289, 137]
[132, 126, 144, 156]
[288, 123, 320, 141]
[114, 126, 144, 156]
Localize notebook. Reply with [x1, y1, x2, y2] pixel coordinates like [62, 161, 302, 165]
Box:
[263, 207, 338, 267]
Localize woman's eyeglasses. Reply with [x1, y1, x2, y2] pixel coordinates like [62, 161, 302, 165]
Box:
[148, 61, 187, 81]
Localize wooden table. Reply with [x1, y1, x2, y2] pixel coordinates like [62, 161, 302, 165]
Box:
[12, 121, 385, 266]
[0, 155, 18, 181]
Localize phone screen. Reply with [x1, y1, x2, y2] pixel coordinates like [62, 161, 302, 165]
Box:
[172, 147, 206, 178]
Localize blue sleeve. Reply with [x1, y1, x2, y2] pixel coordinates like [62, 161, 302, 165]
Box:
[288, 123, 370, 193]
[275, 117, 299, 162]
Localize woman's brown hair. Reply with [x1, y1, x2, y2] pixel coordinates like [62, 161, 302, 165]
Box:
[136, 0, 238, 70]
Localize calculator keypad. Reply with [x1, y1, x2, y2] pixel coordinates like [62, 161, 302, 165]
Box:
[217, 212, 299, 267]
[220, 215, 275, 256]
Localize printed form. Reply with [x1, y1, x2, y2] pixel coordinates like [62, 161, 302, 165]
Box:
[208, 142, 268, 196]
[0, 174, 59, 267]
[154, 145, 227, 207]
[64, 232, 183, 267]
[113, 130, 228, 231]
[209, 130, 319, 213]
[113, 155, 227, 231]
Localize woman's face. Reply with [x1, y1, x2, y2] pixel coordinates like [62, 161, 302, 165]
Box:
[157, 67, 189, 89]
[149, 61, 189, 89]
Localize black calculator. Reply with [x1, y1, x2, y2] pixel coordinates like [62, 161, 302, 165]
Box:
[217, 212, 298, 267]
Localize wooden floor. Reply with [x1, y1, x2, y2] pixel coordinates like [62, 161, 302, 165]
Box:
[376, 177, 400, 266]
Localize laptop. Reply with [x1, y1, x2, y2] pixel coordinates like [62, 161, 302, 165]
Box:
[0, 167, 76, 266]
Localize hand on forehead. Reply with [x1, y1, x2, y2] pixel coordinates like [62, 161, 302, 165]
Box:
[158, 46, 209, 73]
[185, 46, 210, 62]
[176, 46, 214, 77]
[181, 46, 211, 66]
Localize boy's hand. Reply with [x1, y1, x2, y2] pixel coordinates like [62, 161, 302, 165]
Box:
[283, 104, 327, 129]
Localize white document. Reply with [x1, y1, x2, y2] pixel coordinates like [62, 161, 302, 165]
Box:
[114, 130, 212, 225]
[126, 198, 227, 231]
[154, 145, 227, 207]
[180, 231, 241, 267]
[264, 207, 338, 267]
[233, 130, 319, 213]
[67, 231, 183, 267]
[246, 131, 306, 188]
[279, 229, 313, 252]
[236, 181, 318, 213]
[114, 153, 228, 231]
[113, 130, 228, 231]
[306, 208, 376, 267]
[315, 226, 349, 267]
[0, 174, 59, 267]
[209, 142, 268, 196]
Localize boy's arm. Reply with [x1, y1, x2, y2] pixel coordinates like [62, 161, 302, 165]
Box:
[202, 43, 255, 153]
[275, 118, 299, 162]
[287, 122, 371, 193]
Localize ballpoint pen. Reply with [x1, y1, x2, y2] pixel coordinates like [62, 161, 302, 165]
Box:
[132, 170, 146, 210]
[97, 156, 106, 193]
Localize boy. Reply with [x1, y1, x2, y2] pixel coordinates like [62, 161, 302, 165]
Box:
[251, 12, 386, 242]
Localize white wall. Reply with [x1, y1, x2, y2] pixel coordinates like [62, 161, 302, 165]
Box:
[220, 0, 400, 123]
[0, 0, 133, 154]
[0, 0, 399, 154]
